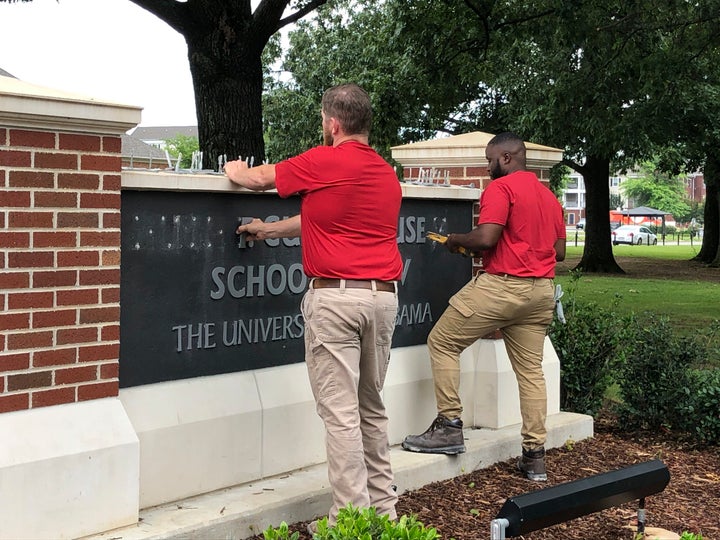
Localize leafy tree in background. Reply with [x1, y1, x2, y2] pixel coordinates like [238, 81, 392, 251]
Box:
[621, 160, 691, 221]
[548, 163, 570, 200]
[654, 19, 720, 266]
[264, 0, 421, 163]
[268, 0, 720, 270]
[263, 0, 510, 164]
[164, 135, 199, 169]
[394, 0, 720, 272]
[493, 2, 720, 272]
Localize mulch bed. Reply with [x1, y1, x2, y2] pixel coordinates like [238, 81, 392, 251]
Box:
[394, 419, 720, 539]
[252, 418, 719, 539]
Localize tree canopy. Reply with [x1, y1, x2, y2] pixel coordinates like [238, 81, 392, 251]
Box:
[263, 0, 490, 165]
[266, 0, 720, 270]
[620, 160, 691, 222]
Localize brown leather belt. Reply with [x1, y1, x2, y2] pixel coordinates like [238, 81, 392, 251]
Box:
[312, 278, 396, 293]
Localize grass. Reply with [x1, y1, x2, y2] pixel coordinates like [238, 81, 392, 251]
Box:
[596, 243, 702, 260]
[555, 245, 720, 335]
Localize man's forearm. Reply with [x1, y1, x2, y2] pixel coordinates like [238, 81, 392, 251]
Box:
[448, 224, 503, 252]
[237, 215, 301, 240]
[226, 162, 277, 191]
[266, 215, 301, 238]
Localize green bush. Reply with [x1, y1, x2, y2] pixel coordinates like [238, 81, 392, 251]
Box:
[549, 274, 630, 415]
[550, 276, 719, 445]
[263, 505, 439, 540]
[617, 314, 703, 431]
[679, 368, 720, 445]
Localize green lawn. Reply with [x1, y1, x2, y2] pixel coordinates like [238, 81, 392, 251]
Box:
[555, 245, 720, 334]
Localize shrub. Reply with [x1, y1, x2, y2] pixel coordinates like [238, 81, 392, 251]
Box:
[678, 368, 720, 445]
[549, 274, 630, 415]
[263, 505, 439, 540]
[617, 314, 703, 431]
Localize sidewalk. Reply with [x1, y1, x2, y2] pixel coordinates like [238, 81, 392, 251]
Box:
[80, 412, 592, 540]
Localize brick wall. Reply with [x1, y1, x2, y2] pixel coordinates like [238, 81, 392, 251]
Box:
[1, 127, 121, 413]
[402, 165, 487, 189]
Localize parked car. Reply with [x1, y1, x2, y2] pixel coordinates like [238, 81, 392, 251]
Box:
[576, 219, 586, 229]
[612, 225, 657, 246]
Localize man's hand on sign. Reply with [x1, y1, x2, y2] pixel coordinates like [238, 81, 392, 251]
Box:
[224, 159, 250, 182]
[237, 218, 268, 241]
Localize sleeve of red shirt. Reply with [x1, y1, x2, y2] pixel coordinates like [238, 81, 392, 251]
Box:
[275, 148, 318, 198]
[477, 182, 511, 225]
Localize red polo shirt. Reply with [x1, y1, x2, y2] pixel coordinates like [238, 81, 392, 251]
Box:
[478, 170, 565, 278]
[275, 141, 403, 281]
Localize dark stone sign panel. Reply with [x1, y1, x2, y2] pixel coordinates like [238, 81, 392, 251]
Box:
[120, 189, 473, 388]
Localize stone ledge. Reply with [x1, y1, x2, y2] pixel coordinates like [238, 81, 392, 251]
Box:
[79, 411, 592, 540]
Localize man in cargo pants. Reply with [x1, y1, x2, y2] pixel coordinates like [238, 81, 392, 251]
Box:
[225, 83, 402, 527]
[401, 132, 566, 482]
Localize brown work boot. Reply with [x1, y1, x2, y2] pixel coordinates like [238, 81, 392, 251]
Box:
[402, 415, 465, 455]
[518, 446, 547, 481]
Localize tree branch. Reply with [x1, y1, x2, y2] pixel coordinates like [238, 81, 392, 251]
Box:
[278, 0, 328, 29]
[127, 0, 189, 34]
[493, 8, 556, 31]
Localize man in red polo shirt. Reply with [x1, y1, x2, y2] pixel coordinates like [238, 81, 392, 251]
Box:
[402, 132, 566, 482]
[225, 83, 402, 528]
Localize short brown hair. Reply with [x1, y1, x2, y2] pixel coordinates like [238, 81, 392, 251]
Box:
[321, 83, 372, 136]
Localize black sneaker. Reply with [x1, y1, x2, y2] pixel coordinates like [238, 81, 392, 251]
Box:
[402, 415, 466, 455]
[517, 447, 547, 481]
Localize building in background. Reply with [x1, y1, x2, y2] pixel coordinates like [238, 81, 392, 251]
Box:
[121, 133, 169, 169]
[129, 125, 198, 149]
[563, 168, 703, 227]
[685, 172, 706, 203]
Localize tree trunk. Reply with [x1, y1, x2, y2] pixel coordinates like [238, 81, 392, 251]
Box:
[573, 155, 624, 273]
[696, 153, 719, 265]
[185, 39, 265, 169]
[706, 184, 720, 267]
[127, 0, 307, 169]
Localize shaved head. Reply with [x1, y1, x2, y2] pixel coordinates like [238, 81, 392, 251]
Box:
[487, 132, 526, 164]
[485, 132, 528, 179]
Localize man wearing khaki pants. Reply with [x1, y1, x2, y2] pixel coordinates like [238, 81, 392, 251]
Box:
[225, 83, 402, 527]
[402, 132, 566, 482]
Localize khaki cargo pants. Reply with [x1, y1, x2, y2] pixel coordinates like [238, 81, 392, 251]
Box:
[301, 282, 399, 524]
[428, 272, 555, 450]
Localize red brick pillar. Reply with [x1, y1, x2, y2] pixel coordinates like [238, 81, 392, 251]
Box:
[1, 127, 124, 413]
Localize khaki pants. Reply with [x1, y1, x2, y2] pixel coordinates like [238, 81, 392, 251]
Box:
[428, 272, 555, 450]
[301, 283, 399, 524]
